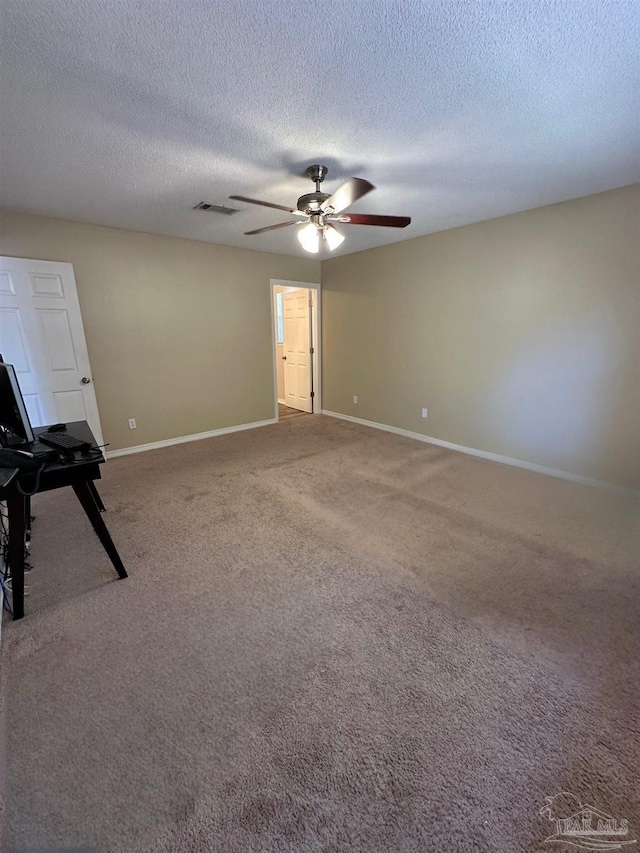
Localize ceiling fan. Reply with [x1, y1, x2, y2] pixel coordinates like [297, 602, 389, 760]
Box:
[230, 165, 411, 253]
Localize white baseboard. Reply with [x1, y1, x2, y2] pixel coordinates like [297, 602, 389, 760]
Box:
[321, 410, 638, 497]
[107, 418, 278, 459]
[277, 399, 286, 405]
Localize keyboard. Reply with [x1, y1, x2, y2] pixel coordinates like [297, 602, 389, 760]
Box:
[38, 432, 91, 452]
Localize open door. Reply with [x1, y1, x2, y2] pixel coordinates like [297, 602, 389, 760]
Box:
[283, 289, 312, 413]
[0, 256, 104, 445]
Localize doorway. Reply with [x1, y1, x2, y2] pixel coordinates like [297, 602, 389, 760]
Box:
[270, 279, 321, 421]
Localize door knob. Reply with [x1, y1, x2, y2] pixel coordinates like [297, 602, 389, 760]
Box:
[81, 377, 91, 384]
[282, 355, 287, 360]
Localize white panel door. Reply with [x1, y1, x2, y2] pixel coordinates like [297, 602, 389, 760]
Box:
[283, 289, 312, 413]
[0, 257, 104, 445]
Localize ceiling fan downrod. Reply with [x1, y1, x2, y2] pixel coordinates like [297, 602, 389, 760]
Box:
[306, 164, 328, 193]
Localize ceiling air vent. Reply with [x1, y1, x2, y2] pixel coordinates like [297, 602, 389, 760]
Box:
[194, 202, 240, 216]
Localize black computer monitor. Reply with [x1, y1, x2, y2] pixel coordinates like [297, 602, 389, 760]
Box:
[0, 361, 35, 446]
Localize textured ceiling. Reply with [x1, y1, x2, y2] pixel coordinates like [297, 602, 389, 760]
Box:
[1, 0, 638, 258]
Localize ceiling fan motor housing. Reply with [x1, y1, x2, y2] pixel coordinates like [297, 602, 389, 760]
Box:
[297, 191, 330, 212]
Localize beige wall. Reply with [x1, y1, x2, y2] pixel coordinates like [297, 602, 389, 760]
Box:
[0, 212, 319, 450]
[2, 187, 637, 488]
[322, 185, 640, 490]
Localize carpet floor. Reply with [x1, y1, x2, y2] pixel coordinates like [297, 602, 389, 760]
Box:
[1, 415, 638, 852]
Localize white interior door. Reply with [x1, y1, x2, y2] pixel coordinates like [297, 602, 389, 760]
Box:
[0, 256, 104, 445]
[283, 289, 312, 413]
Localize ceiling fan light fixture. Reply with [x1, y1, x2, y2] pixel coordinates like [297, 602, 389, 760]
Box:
[323, 224, 345, 251]
[297, 222, 320, 253]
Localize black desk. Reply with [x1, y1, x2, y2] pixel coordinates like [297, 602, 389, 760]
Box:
[0, 421, 127, 619]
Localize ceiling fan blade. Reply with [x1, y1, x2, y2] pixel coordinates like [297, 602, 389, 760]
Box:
[230, 195, 303, 215]
[323, 178, 375, 214]
[330, 213, 411, 228]
[244, 220, 302, 236]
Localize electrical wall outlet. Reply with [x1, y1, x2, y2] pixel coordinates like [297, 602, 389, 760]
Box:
[352, 395, 358, 404]
[421, 408, 428, 419]
[128, 418, 137, 429]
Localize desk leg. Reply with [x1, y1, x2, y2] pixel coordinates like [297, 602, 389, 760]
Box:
[86, 480, 106, 513]
[26, 495, 32, 538]
[72, 480, 128, 579]
[7, 493, 26, 620]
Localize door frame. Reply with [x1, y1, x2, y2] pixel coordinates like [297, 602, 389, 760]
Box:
[270, 279, 321, 420]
